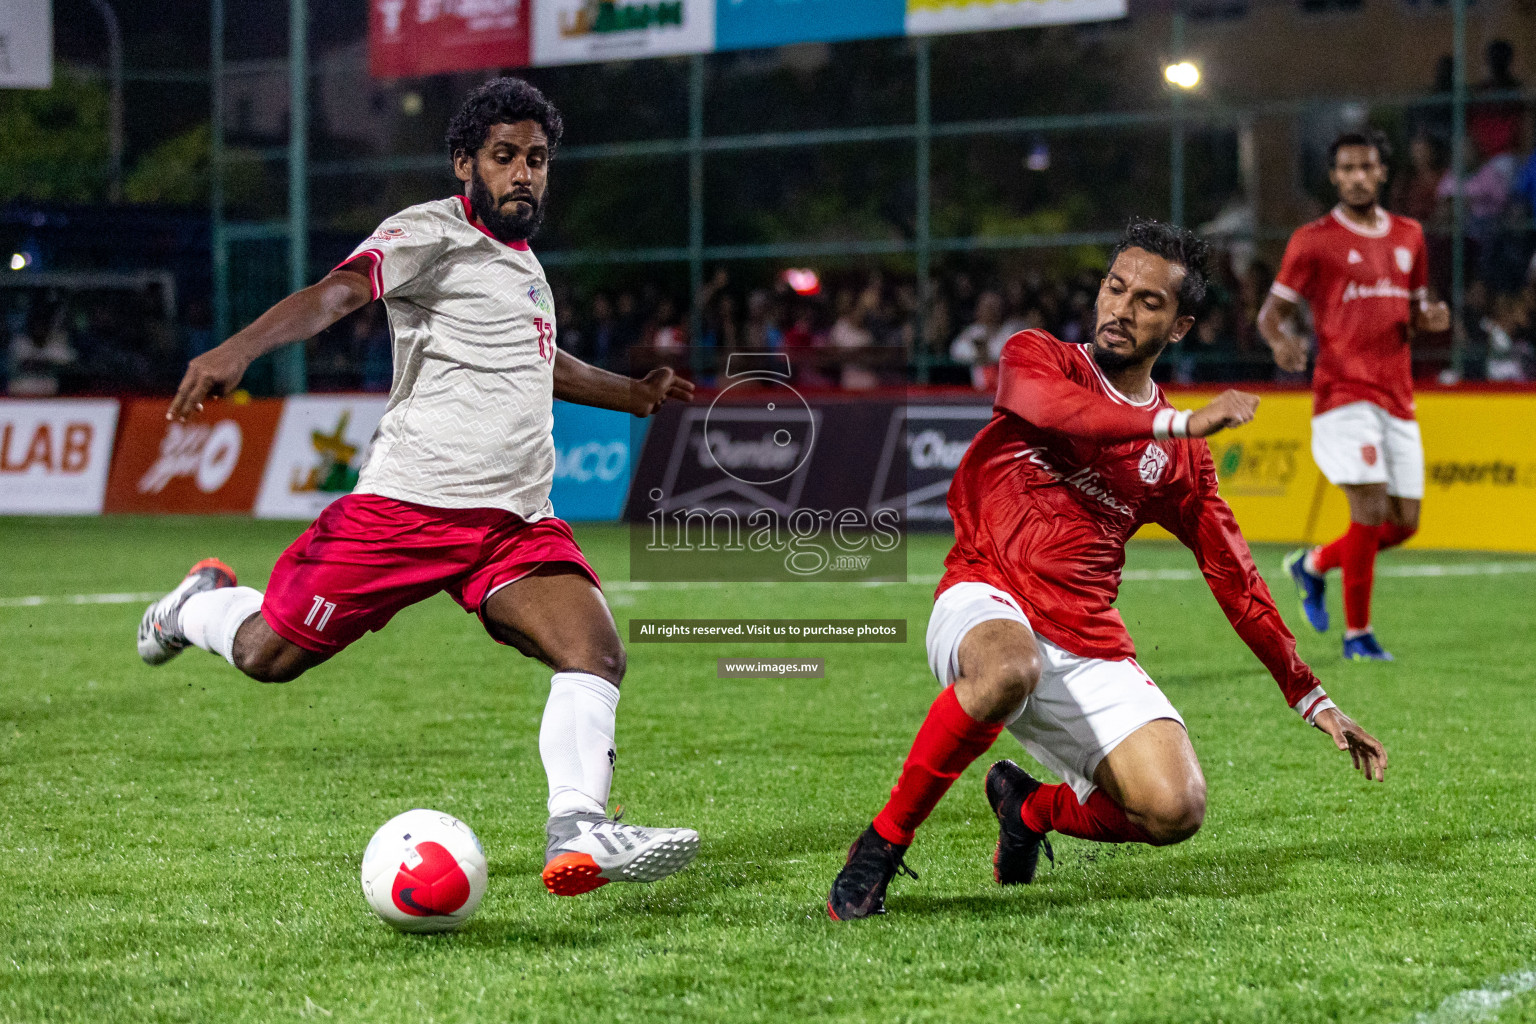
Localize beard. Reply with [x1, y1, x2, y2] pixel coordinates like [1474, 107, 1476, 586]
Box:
[468, 166, 545, 243]
[1091, 326, 1169, 373]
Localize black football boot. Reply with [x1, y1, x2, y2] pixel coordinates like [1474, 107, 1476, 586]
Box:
[985, 760, 1054, 885]
[827, 824, 919, 920]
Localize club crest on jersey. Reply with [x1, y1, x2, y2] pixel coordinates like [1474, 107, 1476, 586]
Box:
[1139, 443, 1170, 485]
[1394, 246, 1412, 273]
[528, 284, 553, 314]
[1347, 249, 1363, 264]
[365, 225, 410, 244]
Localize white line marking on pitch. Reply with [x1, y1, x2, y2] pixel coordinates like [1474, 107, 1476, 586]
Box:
[3, 561, 1531, 608]
[0, 591, 161, 609]
[1410, 970, 1536, 1023]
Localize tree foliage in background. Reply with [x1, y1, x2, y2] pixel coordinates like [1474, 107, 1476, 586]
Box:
[124, 123, 210, 205]
[0, 68, 110, 203]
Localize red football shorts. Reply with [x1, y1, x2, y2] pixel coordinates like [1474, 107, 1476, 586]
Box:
[261, 493, 601, 656]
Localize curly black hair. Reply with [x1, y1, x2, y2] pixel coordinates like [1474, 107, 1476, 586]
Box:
[445, 77, 565, 161]
[1328, 127, 1392, 168]
[1108, 217, 1211, 314]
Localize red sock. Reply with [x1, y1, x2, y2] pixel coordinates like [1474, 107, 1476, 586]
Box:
[1339, 521, 1379, 631]
[872, 687, 1004, 846]
[1312, 528, 1350, 573]
[1376, 523, 1416, 551]
[1019, 783, 1153, 844]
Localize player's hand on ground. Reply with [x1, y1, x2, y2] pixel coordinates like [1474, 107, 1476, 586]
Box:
[168, 344, 252, 421]
[1416, 299, 1451, 334]
[1187, 390, 1260, 438]
[630, 366, 694, 417]
[1313, 707, 1387, 782]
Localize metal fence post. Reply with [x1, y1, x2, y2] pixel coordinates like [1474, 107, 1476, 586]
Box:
[86, 0, 123, 203]
[915, 36, 933, 383]
[1450, 0, 1467, 378]
[210, 0, 228, 346]
[1170, 5, 1186, 228]
[280, 0, 310, 394]
[688, 54, 705, 374]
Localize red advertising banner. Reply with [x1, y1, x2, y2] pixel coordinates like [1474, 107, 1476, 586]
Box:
[104, 399, 284, 515]
[370, 0, 531, 78]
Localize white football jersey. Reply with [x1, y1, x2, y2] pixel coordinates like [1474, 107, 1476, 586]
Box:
[340, 195, 560, 519]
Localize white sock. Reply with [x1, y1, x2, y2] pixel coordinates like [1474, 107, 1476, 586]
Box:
[539, 671, 620, 818]
[181, 587, 265, 667]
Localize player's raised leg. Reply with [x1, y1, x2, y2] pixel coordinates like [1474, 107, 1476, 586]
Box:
[828, 584, 1040, 920]
[139, 558, 331, 681]
[988, 718, 1206, 883]
[481, 565, 698, 897]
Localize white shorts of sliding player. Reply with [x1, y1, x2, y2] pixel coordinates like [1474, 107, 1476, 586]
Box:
[1310, 400, 1425, 499]
[926, 581, 1184, 804]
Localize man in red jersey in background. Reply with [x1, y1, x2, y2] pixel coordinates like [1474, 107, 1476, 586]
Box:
[828, 220, 1387, 921]
[1260, 129, 1450, 662]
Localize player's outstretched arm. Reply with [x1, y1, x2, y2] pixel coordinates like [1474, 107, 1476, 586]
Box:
[1158, 446, 1386, 783]
[552, 349, 694, 417]
[1256, 293, 1309, 373]
[994, 332, 1257, 443]
[168, 267, 374, 420]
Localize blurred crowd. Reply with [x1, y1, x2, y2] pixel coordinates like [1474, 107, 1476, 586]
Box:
[2, 286, 193, 398]
[7, 39, 1536, 398]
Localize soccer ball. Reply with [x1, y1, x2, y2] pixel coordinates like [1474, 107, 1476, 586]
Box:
[360, 809, 488, 933]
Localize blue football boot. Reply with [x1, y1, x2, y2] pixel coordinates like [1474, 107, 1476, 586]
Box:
[1343, 631, 1394, 662]
[1283, 549, 1329, 633]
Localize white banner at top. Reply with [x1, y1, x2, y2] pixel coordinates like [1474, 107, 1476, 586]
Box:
[905, 0, 1126, 36]
[532, 0, 715, 67]
[0, 0, 52, 89]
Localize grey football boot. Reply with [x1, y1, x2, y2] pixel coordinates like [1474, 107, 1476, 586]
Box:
[137, 558, 238, 665]
[542, 811, 700, 896]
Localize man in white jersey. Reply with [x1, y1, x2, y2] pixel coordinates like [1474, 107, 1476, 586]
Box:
[137, 78, 699, 901]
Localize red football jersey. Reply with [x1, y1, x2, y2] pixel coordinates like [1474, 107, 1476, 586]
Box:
[940, 330, 1325, 713]
[1271, 206, 1428, 420]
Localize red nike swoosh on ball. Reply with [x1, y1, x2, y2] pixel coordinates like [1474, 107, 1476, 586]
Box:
[390, 841, 470, 917]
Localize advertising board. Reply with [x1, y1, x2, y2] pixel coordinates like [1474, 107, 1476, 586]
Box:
[254, 396, 390, 521]
[103, 399, 283, 515]
[0, 399, 118, 515]
[369, 0, 531, 77]
[532, 0, 715, 66]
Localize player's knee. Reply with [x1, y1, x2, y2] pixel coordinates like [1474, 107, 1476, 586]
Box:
[232, 638, 311, 684]
[965, 649, 1040, 721]
[1137, 781, 1207, 846]
[576, 641, 626, 686]
[1351, 496, 1389, 527]
[994, 648, 1041, 706]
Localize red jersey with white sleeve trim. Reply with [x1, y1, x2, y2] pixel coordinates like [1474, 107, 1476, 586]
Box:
[940, 329, 1327, 717]
[1271, 206, 1428, 420]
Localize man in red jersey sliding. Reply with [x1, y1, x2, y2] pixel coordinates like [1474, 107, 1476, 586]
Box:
[828, 220, 1387, 920]
[1260, 129, 1450, 661]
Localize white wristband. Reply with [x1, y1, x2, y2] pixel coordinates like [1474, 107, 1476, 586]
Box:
[1171, 409, 1192, 439]
[1293, 685, 1335, 724]
[1152, 408, 1175, 440]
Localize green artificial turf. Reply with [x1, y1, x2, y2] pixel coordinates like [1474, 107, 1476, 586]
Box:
[1, 516, 1534, 1023]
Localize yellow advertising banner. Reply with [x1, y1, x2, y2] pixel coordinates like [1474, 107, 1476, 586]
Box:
[1138, 390, 1536, 552]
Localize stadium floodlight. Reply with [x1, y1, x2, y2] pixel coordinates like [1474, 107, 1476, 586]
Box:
[1164, 61, 1201, 89]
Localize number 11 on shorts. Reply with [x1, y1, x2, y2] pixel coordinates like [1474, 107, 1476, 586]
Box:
[306, 595, 337, 632]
